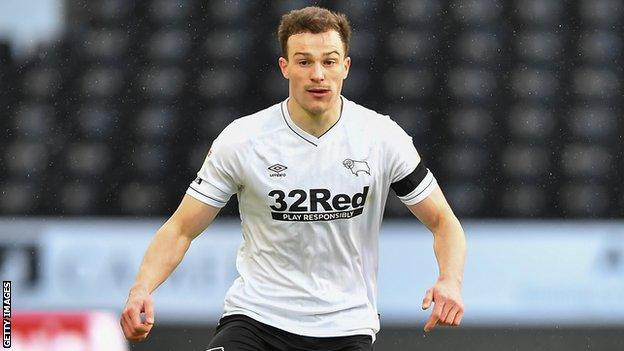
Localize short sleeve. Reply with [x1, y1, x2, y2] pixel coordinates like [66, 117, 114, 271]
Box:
[186, 122, 243, 208]
[383, 118, 437, 205]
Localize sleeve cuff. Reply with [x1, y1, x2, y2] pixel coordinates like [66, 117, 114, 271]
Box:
[186, 180, 231, 208]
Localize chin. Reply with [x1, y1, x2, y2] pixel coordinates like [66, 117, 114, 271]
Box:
[305, 104, 326, 116]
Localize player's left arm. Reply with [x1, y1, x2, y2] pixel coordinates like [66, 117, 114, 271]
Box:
[406, 185, 466, 332]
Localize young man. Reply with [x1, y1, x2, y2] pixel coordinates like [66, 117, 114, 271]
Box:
[120, 6, 465, 351]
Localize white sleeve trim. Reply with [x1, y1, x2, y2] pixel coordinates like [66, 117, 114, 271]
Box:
[398, 170, 438, 205]
[186, 179, 232, 208]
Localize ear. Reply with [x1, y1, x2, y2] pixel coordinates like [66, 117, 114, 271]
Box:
[278, 57, 289, 79]
[343, 56, 351, 80]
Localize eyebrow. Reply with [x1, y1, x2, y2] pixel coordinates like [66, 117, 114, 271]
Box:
[293, 51, 341, 57]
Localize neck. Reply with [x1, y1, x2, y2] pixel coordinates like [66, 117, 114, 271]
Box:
[287, 96, 342, 138]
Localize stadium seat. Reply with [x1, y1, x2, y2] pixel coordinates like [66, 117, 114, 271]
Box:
[65, 142, 111, 177]
[137, 66, 185, 99]
[388, 30, 435, 62]
[383, 67, 433, 99]
[203, 30, 252, 61]
[147, 29, 191, 63]
[578, 31, 621, 64]
[197, 106, 238, 139]
[384, 104, 431, 138]
[349, 30, 377, 60]
[187, 144, 210, 172]
[507, 105, 555, 140]
[74, 103, 117, 139]
[262, 71, 288, 102]
[394, 0, 442, 24]
[502, 183, 548, 216]
[208, 1, 255, 22]
[501, 145, 550, 179]
[80, 66, 124, 99]
[22, 67, 62, 99]
[456, 31, 500, 64]
[341, 67, 369, 97]
[12, 103, 55, 139]
[515, 0, 562, 24]
[511, 67, 557, 100]
[559, 183, 610, 216]
[333, 1, 375, 22]
[560, 144, 612, 178]
[148, 0, 192, 24]
[135, 104, 177, 140]
[568, 106, 617, 141]
[119, 182, 166, 214]
[573, 67, 620, 99]
[271, 1, 318, 17]
[447, 107, 492, 141]
[0, 180, 39, 214]
[579, 0, 622, 25]
[0, 40, 10, 66]
[131, 144, 170, 177]
[60, 182, 98, 214]
[4, 141, 49, 176]
[89, 0, 133, 23]
[515, 31, 561, 63]
[442, 145, 488, 178]
[447, 67, 496, 100]
[445, 182, 485, 216]
[451, 0, 502, 25]
[82, 28, 128, 62]
[198, 67, 246, 100]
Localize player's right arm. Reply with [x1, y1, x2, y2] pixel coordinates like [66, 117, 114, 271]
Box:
[120, 195, 221, 342]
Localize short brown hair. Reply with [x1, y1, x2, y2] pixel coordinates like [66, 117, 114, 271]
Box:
[277, 6, 352, 58]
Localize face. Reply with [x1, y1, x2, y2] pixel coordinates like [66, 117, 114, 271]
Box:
[278, 30, 351, 116]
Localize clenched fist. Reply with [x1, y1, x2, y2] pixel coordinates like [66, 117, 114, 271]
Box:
[120, 289, 155, 342]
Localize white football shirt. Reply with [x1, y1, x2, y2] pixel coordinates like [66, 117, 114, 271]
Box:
[187, 96, 437, 338]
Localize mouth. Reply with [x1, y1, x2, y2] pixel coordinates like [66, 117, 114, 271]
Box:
[306, 87, 331, 98]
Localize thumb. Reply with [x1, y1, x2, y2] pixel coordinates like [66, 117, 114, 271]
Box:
[422, 288, 433, 310]
[144, 297, 155, 325]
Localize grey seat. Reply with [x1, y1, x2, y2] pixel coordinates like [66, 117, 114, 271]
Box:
[137, 66, 185, 100]
[119, 181, 165, 215]
[0, 180, 39, 214]
[60, 182, 98, 214]
[147, 29, 191, 63]
[65, 142, 111, 177]
[4, 141, 49, 176]
[502, 183, 548, 217]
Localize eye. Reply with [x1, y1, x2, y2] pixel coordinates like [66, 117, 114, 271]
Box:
[325, 60, 337, 66]
[298, 60, 309, 66]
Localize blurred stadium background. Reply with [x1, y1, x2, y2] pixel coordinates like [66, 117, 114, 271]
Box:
[1, 0, 623, 350]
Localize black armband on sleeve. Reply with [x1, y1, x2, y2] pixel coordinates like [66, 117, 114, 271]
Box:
[390, 162, 428, 197]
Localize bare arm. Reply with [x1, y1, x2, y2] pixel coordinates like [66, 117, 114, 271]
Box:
[407, 185, 466, 332]
[121, 194, 221, 341]
[130, 194, 221, 295]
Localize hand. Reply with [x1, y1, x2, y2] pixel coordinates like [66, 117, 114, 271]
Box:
[421, 279, 464, 332]
[120, 288, 155, 342]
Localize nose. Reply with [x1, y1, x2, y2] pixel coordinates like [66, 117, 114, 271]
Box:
[310, 62, 324, 82]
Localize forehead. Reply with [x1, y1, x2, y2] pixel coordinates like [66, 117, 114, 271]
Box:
[287, 30, 344, 57]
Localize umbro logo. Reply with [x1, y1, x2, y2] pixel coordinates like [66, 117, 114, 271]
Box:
[268, 163, 287, 177]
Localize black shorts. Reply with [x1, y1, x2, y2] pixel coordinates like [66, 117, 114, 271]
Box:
[206, 314, 373, 351]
